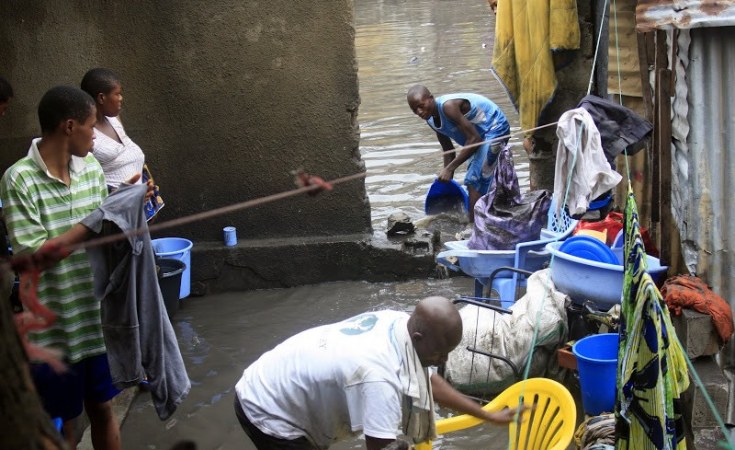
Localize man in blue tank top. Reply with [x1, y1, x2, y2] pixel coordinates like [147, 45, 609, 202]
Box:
[407, 85, 510, 221]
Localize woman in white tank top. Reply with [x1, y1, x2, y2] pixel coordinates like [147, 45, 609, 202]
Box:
[81, 68, 164, 220]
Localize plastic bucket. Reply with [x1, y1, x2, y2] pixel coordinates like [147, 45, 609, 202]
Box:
[152, 238, 192, 299]
[156, 258, 185, 319]
[424, 179, 469, 215]
[572, 333, 619, 415]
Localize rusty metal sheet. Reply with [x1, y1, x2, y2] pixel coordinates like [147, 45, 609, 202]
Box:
[636, 0, 735, 31]
[671, 26, 735, 308]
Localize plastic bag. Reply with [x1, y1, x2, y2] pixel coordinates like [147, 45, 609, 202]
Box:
[574, 211, 659, 257]
[444, 269, 568, 395]
[573, 211, 623, 245]
[468, 145, 551, 250]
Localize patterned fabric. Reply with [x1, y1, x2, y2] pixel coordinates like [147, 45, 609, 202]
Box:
[141, 164, 164, 221]
[468, 145, 551, 250]
[0, 138, 108, 363]
[615, 184, 689, 449]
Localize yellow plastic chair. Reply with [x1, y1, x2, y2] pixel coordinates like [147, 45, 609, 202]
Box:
[415, 378, 576, 450]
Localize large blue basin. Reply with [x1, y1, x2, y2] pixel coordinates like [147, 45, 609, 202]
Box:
[546, 241, 668, 310]
[437, 240, 549, 279]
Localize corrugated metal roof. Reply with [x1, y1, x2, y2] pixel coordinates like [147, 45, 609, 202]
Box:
[671, 25, 735, 307]
[637, 0, 735, 31]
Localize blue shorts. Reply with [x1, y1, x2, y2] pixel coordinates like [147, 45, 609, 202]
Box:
[464, 138, 508, 195]
[31, 353, 121, 421]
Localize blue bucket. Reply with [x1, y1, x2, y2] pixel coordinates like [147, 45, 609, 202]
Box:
[573, 333, 619, 415]
[424, 179, 469, 215]
[152, 238, 193, 299]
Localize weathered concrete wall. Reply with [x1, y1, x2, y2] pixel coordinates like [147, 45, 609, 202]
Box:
[0, 1, 371, 243]
[191, 233, 441, 295]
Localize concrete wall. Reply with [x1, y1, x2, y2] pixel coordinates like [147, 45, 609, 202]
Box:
[0, 0, 371, 243]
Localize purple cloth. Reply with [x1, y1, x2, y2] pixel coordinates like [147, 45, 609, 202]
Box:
[468, 145, 551, 250]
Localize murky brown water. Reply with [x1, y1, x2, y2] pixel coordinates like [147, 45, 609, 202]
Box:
[357, 0, 527, 231]
[121, 0, 526, 448]
[121, 277, 515, 449]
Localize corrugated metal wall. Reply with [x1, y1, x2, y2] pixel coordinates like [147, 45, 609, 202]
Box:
[634, 4, 735, 423]
[637, 1, 735, 32]
[675, 26, 735, 304]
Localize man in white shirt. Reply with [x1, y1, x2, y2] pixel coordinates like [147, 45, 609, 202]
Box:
[234, 296, 524, 450]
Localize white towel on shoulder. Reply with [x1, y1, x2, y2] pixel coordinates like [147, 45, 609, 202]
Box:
[394, 318, 436, 443]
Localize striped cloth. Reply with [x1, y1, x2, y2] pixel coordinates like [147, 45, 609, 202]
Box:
[615, 183, 689, 449]
[1, 138, 108, 363]
[92, 116, 145, 189]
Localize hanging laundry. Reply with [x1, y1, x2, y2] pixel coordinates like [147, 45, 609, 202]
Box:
[82, 184, 191, 421]
[468, 145, 551, 250]
[615, 184, 689, 450]
[491, 0, 580, 133]
[553, 108, 622, 216]
[577, 95, 653, 162]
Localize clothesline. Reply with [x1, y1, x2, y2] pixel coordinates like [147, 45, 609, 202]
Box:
[63, 120, 561, 255]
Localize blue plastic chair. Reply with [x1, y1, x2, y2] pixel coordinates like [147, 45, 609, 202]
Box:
[611, 228, 624, 248]
[496, 198, 578, 304]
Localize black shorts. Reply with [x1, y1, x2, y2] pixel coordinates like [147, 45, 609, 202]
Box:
[233, 396, 316, 450]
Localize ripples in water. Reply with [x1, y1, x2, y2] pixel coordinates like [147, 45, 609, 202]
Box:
[355, 0, 528, 232]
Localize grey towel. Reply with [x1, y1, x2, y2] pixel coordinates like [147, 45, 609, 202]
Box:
[82, 184, 191, 420]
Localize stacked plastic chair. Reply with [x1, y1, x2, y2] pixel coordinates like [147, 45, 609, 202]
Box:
[437, 199, 577, 307]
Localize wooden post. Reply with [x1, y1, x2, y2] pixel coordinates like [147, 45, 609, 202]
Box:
[656, 76, 673, 266]
[0, 267, 66, 449]
[636, 32, 654, 123]
[650, 30, 669, 249]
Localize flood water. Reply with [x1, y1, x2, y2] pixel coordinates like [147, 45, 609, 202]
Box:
[121, 0, 526, 448]
[120, 277, 516, 449]
[357, 0, 527, 231]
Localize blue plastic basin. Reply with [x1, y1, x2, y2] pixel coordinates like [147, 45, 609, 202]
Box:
[559, 235, 618, 265]
[546, 241, 668, 309]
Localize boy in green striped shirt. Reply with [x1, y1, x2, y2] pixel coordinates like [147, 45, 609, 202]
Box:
[1, 86, 121, 449]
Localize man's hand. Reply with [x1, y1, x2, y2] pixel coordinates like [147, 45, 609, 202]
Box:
[143, 177, 155, 201]
[487, 404, 532, 424]
[438, 167, 454, 183]
[123, 173, 155, 202]
[10, 240, 72, 274]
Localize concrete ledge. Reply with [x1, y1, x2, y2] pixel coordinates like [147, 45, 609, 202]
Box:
[687, 425, 734, 450]
[672, 309, 721, 359]
[682, 357, 730, 429]
[189, 231, 442, 295]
